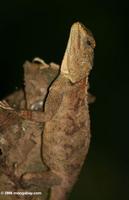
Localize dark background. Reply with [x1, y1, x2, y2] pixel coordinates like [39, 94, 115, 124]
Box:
[0, 0, 129, 199]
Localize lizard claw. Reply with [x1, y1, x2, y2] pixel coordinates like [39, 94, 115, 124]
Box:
[0, 100, 14, 111]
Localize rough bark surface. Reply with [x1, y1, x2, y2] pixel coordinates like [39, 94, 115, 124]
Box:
[0, 22, 95, 200]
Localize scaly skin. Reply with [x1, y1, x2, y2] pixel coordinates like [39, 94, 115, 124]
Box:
[23, 58, 59, 111]
[19, 22, 95, 200]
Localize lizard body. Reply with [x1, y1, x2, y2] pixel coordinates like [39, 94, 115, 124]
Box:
[19, 22, 95, 199]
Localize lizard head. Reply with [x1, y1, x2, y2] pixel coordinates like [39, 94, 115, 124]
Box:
[61, 22, 96, 83]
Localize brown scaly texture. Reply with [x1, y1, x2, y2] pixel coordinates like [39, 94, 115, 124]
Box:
[0, 59, 60, 200]
[21, 22, 95, 200]
[23, 58, 59, 111]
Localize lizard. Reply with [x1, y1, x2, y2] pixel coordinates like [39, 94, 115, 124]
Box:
[18, 21, 96, 200]
[0, 22, 95, 199]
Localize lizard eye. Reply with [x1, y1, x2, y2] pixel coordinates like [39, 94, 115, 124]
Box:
[87, 39, 92, 46]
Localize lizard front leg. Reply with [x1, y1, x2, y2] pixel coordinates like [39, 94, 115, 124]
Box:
[18, 90, 63, 123]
